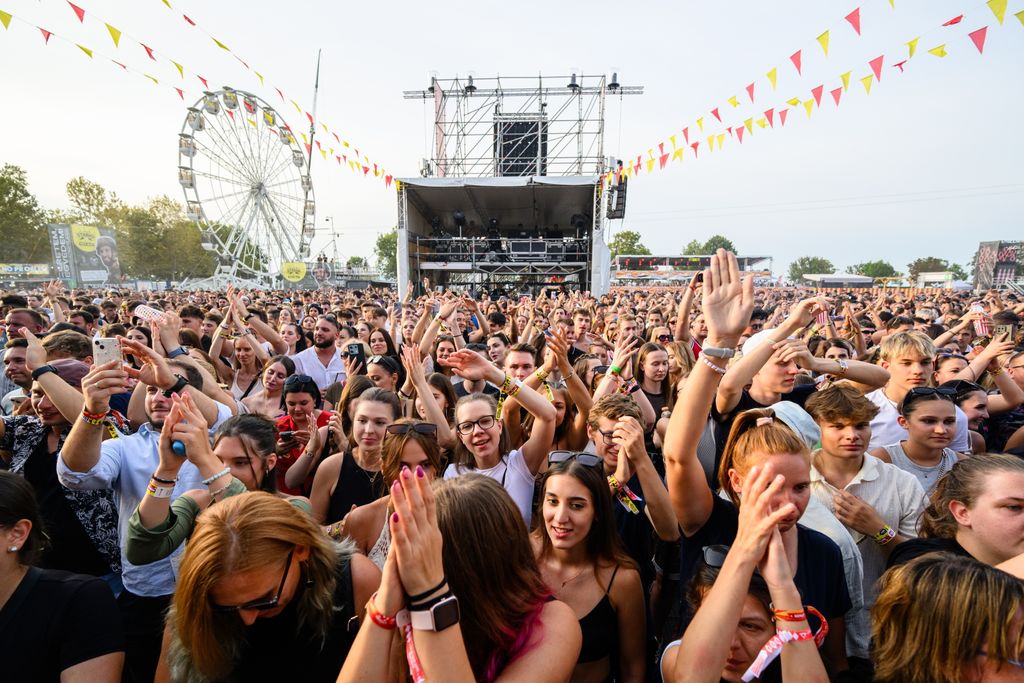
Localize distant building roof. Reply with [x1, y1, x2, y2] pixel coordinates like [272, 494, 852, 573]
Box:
[802, 273, 874, 284]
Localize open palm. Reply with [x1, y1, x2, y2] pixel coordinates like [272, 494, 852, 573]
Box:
[701, 249, 754, 345]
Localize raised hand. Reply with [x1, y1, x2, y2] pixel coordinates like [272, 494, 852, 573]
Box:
[80, 360, 129, 414]
[390, 466, 445, 596]
[439, 349, 501, 384]
[120, 336, 177, 390]
[786, 296, 832, 330]
[701, 249, 754, 347]
[166, 392, 216, 466]
[732, 464, 797, 567]
[400, 343, 426, 384]
[19, 329, 49, 372]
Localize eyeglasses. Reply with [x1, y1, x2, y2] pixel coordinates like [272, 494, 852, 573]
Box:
[211, 548, 293, 614]
[656, 334, 674, 343]
[594, 365, 610, 376]
[547, 450, 603, 469]
[595, 429, 616, 446]
[386, 423, 438, 437]
[701, 544, 731, 568]
[284, 374, 314, 387]
[456, 415, 497, 436]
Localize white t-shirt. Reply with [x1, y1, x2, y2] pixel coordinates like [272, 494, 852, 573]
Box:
[290, 346, 346, 390]
[444, 448, 535, 527]
[865, 388, 969, 452]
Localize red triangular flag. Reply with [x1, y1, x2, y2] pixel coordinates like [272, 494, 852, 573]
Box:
[811, 85, 824, 106]
[315, 140, 322, 150]
[198, 75, 209, 88]
[226, 110, 235, 122]
[690, 142, 700, 157]
[845, 7, 861, 35]
[67, 2, 86, 23]
[893, 60, 907, 72]
[175, 88, 184, 100]
[336, 155, 341, 163]
[659, 153, 669, 169]
[183, 14, 196, 26]
[682, 127, 689, 145]
[764, 108, 774, 128]
[736, 127, 744, 143]
[968, 26, 988, 54]
[658, 142, 665, 155]
[385, 175, 393, 188]
[746, 82, 755, 102]
[332, 132, 340, 144]
[869, 55, 885, 82]
[343, 154, 348, 163]
[112, 60, 127, 70]
[306, 112, 314, 125]
[790, 50, 803, 74]
[235, 55, 250, 70]
[779, 109, 789, 126]
[141, 44, 157, 61]
[711, 107, 721, 122]
[830, 87, 843, 106]
[726, 126, 733, 136]
[275, 88, 284, 101]
[39, 27, 52, 44]
[362, 166, 370, 176]
[942, 15, 964, 26]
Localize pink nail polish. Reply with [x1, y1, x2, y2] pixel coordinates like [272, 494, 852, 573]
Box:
[416, 465, 424, 478]
[401, 466, 410, 479]
[392, 480, 400, 493]
[392, 512, 399, 523]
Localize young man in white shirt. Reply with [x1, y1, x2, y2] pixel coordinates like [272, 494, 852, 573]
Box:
[865, 331, 969, 452]
[290, 314, 345, 390]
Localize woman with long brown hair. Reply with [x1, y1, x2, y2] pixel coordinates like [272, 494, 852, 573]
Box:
[157, 492, 380, 682]
[241, 355, 295, 418]
[338, 473, 581, 683]
[531, 454, 646, 683]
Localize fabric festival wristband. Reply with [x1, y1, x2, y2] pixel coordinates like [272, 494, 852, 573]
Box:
[367, 592, 397, 630]
[146, 483, 173, 498]
[397, 610, 427, 683]
[741, 628, 813, 681]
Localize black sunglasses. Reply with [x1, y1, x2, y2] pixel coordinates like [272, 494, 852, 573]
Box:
[211, 548, 293, 614]
[547, 450, 603, 469]
[702, 544, 731, 568]
[656, 334, 674, 343]
[386, 423, 438, 437]
[594, 365, 610, 375]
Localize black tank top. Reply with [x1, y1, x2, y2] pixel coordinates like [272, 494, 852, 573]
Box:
[577, 565, 620, 664]
[327, 451, 385, 522]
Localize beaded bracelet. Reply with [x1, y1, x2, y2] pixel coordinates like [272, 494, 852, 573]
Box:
[202, 467, 231, 486]
[701, 356, 727, 375]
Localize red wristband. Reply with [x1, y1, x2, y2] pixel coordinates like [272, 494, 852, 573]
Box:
[367, 592, 397, 630]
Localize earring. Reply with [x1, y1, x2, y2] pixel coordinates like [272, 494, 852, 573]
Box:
[8, 546, 18, 553]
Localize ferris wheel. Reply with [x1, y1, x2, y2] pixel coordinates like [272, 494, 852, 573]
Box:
[178, 87, 314, 285]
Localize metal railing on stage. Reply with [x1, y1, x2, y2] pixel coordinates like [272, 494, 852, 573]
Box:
[412, 236, 589, 264]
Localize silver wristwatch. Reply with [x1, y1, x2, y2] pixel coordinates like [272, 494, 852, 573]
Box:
[701, 345, 736, 359]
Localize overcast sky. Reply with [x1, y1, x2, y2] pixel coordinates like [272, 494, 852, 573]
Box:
[2, 0, 1021, 276]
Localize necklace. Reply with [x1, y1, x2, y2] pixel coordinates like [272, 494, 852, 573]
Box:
[552, 564, 591, 589]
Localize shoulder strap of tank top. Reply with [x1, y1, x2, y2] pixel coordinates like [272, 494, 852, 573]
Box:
[606, 564, 620, 594]
[499, 455, 509, 487]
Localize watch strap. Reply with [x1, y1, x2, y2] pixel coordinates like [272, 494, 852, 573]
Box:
[31, 365, 58, 381]
[163, 375, 189, 398]
[167, 347, 188, 359]
[410, 595, 460, 632]
[702, 345, 736, 359]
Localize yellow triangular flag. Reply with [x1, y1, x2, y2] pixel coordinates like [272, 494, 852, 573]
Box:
[756, 118, 767, 128]
[161, 0, 172, 7]
[172, 61, 184, 78]
[321, 149, 328, 161]
[696, 117, 704, 132]
[907, 37, 919, 58]
[145, 74, 158, 85]
[670, 134, 677, 149]
[291, 100, 301, 113]
[646, 159, 655, 172]
[0, 10, 11, 29]
[105, 23, 121, 47]
[717, 133, 725, 149]
[888, 0, 894, 7]
[212, 37, 230, 51]
[248, 118, 257, 128]
[671, 148, 684, 161]
[706, 135, 715, 152]
[77, 44, 93, 58]
[744, 118, 753, 133]
[816, 30, 830, 56]
[1016, 9, 1024, 26]
[322, 123, 329, 134]
[728, 95, 739, 107]
[840, 71, 852, 91]
[787, 97, 800, 106]
[255, 71, 264, 85]
[647, 148, 654, 160]
[861, 74, 873, 93]
[766, 68, 777, 90]
[928, 44, 947, 57]
[804, 99, 814, 117]
[300, 132, 308, 144]
[987, 0, 1008, 24]
[343, 141, 350, 148]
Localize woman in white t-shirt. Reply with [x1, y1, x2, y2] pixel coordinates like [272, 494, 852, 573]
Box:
[440, 349, 556, 526]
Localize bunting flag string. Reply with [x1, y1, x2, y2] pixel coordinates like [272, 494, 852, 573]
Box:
[148, 0, 391, 186]
[610, 0, 1020, 186]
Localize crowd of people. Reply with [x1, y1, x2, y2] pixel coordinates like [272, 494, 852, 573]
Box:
[1, 252, 1023, 682]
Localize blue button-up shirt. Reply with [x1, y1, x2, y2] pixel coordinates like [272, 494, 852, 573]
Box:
[57, 401, 233, 597]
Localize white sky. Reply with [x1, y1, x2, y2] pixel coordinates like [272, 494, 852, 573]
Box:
[2, 0, 1022, 276]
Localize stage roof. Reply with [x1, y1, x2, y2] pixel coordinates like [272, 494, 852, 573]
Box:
[398, 176, 598, 234]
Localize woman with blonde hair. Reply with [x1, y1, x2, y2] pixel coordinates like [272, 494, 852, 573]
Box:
[338, 473, 581, 683]
[872, 552, 1024, 683]
[157, 492, 380, 682]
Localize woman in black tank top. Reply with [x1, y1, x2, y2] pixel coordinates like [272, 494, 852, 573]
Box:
[531, 455, 647, 683]
[310, 389, 401, 524]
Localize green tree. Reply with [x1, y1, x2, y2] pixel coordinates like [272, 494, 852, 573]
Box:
[906, 256, 951, 281]
[788, 256, 835, 282]
[347, 255, 368, 269]
[948, 263, 969, 281]
[608, 230, 650, 257]
[0, 164, 49, 262]
[701, 234, 737, 253]
[682, 239, 703, 255]
[847, 260, 898, 279]
[375, 228, 398, 278]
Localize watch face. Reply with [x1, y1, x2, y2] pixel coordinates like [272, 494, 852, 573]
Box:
[432, 596, 461, 631]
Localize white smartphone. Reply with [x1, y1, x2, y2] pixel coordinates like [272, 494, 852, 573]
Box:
[92, 337, 122, 366]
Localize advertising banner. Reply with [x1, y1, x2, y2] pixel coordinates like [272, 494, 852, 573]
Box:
[48, 224, 123, 286]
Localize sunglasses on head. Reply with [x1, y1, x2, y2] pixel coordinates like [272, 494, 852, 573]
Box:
[211, 548, 293, 614]
[284, 374, 314, 387]
[547, 450, 603, 469]
[904, 387, 956, 405]
[386, 423, 438, 437]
